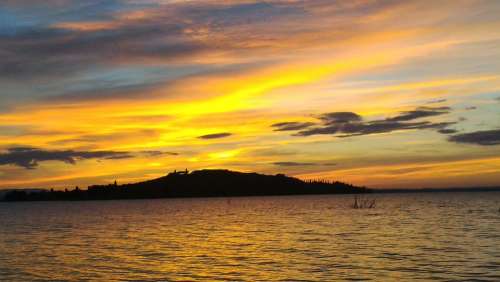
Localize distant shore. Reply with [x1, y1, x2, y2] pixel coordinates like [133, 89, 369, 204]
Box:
[1, 169, 369, 202]
[2, 170, 499, 202]
[375, 187, 500, 193]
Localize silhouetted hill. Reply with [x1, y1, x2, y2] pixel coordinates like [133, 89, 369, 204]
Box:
[1, 169, 369, 201]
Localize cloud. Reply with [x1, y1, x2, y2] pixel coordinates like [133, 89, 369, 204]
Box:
[338, 121, 455, 137]
[272, 121, 315, 131]
[297, 121, 454, 137]
[50, 129, 161, 146]
[0, 147, 132, 169]
[198, 132, 232, 139]
[273, 162, 315, 167]
[426, 98, 447, 104]
[295, 125, 340, 136]
[319, 112, 362, 124]
[141, 150, 178, 157]
[448, 129, 500, 146]
[385, 106, 450, 122]
[0, 25, 207, 81]
[438, 128, 458, 134]
[276, 106, 455, 138]
[0, 1, 304, 82]
[0, 0, 408, 84]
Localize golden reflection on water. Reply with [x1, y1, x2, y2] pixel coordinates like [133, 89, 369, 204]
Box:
[0, 193, 499, 281]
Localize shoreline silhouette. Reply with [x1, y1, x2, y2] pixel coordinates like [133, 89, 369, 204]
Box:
[1, 169, 369, 202]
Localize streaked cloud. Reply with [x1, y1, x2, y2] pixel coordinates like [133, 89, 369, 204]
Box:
[385, 107, 450, 122]
[198, 133, 232, 139]
[0, 147, 132, 169]
[284, 106, 456, 138]
[448, 129, 500, 146]
[438, 129, 458, 135]
[271, 122, 315, 131]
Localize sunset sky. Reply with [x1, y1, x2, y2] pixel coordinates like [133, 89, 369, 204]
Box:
[0, 0, 499, 189]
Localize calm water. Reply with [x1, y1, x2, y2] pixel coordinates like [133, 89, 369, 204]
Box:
[0, 192, 499, 281]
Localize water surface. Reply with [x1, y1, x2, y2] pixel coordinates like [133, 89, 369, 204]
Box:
[1, 192, 499, 281]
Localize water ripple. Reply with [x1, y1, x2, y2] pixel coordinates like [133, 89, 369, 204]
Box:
[0, 192, 499, 281]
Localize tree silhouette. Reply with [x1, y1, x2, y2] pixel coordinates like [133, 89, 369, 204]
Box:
[2, 169, 369, 201]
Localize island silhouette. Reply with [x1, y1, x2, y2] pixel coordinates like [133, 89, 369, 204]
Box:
[2, 169, 369, 201]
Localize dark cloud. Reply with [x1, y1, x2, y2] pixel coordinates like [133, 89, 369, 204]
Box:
[319, 112, 362, 124]
[294, 125, 339, 136]
[142, 151, 178, 157]
[465, 106, 477, 110]
[340, 121, 455, 137]
[198, 132, 232, 139]
[0, 1, 304, 82]
[438, 128, 458, 134]
[104, 154, 132, 160]
[0, 0, 71, 7]
[448, 129, 500, 146]
[273, 162, 315, 167]
[182, 2, 296, 26]
[0, 24, 206, 81]
[272, 121, 315, 131]
[297, 120, 455, 137]
[277, 106, 455, 138]
[0, 147, 132, 169]
[385, 106, 450, 122]
[0, 0, 401, 83]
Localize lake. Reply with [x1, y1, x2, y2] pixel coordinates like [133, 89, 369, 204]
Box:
[1, 192, 499, 281]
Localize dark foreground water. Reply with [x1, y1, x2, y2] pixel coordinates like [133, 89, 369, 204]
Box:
[0, 192, 499, 281]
